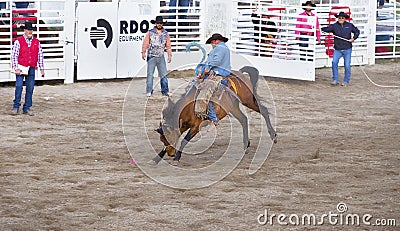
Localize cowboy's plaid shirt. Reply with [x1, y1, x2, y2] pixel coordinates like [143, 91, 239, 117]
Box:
[11, 34, 44, 71]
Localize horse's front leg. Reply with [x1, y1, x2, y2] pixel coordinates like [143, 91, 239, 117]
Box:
[173, 128, 199, 162]
[150, 148, 167, 165]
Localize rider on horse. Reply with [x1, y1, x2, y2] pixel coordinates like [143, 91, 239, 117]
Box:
[195, 33, 231, 125]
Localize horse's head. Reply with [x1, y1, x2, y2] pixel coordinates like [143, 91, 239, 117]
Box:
[154, 98, 181, 156]
[155, 121, 180, 157]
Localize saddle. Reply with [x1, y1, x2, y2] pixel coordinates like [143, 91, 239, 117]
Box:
[225, 76, 238, 95]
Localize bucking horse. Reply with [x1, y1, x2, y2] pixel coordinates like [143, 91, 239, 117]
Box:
[152, 42, 277, 164]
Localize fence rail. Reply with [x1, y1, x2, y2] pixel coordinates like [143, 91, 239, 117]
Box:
[0, 0, 66, 81]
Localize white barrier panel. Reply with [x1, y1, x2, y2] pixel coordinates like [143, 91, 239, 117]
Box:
[117, 2, 152, 78]
[76, 2, 118, 80]
[203, 0, 232, 39]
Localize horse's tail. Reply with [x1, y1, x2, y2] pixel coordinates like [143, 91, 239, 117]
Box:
[239, 66, 259, 96]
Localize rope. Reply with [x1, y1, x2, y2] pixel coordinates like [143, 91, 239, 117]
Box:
[357, 62, 399, 88]
[323, 32, 399, 88]
[352, 51, 399, 88]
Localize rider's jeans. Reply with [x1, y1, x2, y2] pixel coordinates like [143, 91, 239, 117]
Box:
[195, 79, 219, 120]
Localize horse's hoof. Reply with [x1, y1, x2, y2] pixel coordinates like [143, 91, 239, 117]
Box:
[273, 134, 278, 143]
[243, 141, 250, 150]
[171, 161, 180, 166]
[147, 159, 158, 166]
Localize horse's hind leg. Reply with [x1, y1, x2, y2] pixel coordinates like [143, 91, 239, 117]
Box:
[244, 96, 277, 143]
[230, 102, 250, 149]
[239, 67, 277, 143]
[243, 97, 278, 143]
[258, 103, 277, 143]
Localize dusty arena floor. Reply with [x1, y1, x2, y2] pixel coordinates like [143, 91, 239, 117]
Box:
[1, 62, 399, 230]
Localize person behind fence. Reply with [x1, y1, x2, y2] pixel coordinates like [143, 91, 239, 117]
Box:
[141, 15, 172, 97]
[295, 1, 321, 61]
[194, 33, 231, 125]
[321, 12, 360, 86]
[168, 0, 191, 30]
[377, 0, 385, 9]
[15, 2, 31, 15]
[376, 0, 387, 17]
[251, 10, 277, 56]
[11, 21, 45, 116]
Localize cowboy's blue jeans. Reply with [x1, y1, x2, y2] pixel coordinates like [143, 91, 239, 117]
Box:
[13, 67, 35, 112]
[168, 0, 190, 24]
[207, 103, 218, 122]
[332, 48, 352, 84]
[146, 55, 169, 95]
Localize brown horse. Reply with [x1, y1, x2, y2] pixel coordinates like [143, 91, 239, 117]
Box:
[152, 66, 277, 164]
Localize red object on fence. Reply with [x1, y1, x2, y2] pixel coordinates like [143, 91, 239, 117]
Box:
[12, 9, 38, 14]
[11, 9, 38, 41]
[325, 6, 351, 58]
[267, 7, 285, 18]
[12, 17, 37, 21]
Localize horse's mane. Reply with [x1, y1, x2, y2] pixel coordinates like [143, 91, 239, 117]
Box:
[162, 91, 194, 130]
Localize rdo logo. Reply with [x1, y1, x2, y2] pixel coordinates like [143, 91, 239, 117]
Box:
[86, 18, 113, 48]
[87, 19, 150, 48]
[120, 20, 149, 34]
[119, 19, 150, 42]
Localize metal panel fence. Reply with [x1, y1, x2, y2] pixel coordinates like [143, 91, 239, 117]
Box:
[1, 0, 397, 83]
[375, 0, 400, 59]
[159, 0, 203, 52]
[0, 0, 68, 82]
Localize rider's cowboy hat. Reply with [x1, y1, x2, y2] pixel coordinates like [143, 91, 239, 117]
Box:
[206, 33, 229, 44]
[302, 1, 316, 10]
[335, 11, 350, 19]
[150, 16, 167, 24]
[20, 21, 36, 30]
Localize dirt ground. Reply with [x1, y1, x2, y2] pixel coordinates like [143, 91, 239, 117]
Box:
[0, 62, 399, 230]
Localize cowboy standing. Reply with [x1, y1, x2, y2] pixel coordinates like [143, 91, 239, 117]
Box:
[295, 1, 321, 61]
[195, 33, 231, 124]
[322, 12, 360, 86]
[11, 21, 45, 116]
[142, 16, 172, 97]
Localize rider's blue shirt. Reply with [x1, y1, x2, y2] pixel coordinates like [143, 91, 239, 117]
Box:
[205, 42, 231, 77]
